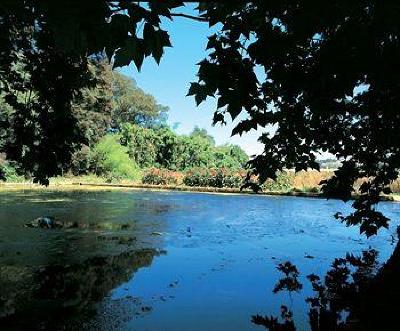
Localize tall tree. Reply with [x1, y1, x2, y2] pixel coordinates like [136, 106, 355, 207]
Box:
[111, 71, 169, 129]
[0, 0, 181, 184]
[72, 59, 114, 146]
[190, 126, 216, 146]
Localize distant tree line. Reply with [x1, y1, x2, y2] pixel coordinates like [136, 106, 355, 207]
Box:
[0, 61, 248, 182]
[69, 123, 248, 182]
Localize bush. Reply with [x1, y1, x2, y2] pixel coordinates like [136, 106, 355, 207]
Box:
[70, 145, 91, 175]
[262, 171, 295, 191]
[120, 123, 248, 171]
[0, 162, 25, 182]
[291, 186, 320, 193]
[183, 168, 209, 187]
[142, 168, 181, 185]
[183, 168, 243, 188]
[293, 170, 331, 190]
[390, 178, 400, 194]
[90, 135, 140, 181]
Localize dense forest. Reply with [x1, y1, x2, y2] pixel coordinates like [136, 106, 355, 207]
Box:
[0, 60, 248, 185]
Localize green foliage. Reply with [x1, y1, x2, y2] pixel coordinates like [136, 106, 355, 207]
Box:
[110, 3, 180, 69]
[0, 1, 180, 184]
[174, 134, 214, 169]
[120, 123, 158, 168]
[90, 135, 140, 181]
[111, 73, 168, 130]
[213, 144, 248, 169]
[71, 60, 169, 147]
[182, 168, 209, 187]
[183, 168, 243, 188]
[190, 126, 215, 146]
[72, 60, 114, 145]
[70, 145, 92, 176]
[2, 1, 396, 233]
[121, 124, 248, 171]
[190, 2, 400, 234]
[1, 58, 169, 179]
[142, 168, 180, 185]
[0, 161, 25, 182]
[262, 172, 295, 192]
[153, 126, 181, 169]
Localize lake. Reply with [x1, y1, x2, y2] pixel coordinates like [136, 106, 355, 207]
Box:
[1, 189, 399, 330]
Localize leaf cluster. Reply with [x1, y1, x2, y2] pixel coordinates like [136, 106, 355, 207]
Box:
[190, 1, 400, 234]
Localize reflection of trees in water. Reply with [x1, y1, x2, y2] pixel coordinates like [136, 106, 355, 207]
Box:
[252, 242, 400, 331]
[0, 192, 171, 267]
[0, 248, 161, 330]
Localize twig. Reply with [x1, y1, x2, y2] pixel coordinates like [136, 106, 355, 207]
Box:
[170, 12, 208, 22]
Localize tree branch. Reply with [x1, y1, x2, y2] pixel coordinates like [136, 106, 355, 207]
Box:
[170, 12, 208, 22]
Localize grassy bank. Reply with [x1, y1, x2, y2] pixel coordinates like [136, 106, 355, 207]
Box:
[0, 181, 328, 198]
[0, 170, 327, 194]
[0, 174, 396, 202]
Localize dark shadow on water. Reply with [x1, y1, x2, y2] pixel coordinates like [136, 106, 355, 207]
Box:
[0, 248, 162, 330]
[252, 241, 400, 331]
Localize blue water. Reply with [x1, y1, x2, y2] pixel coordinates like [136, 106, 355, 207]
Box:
[1, 190, 399, 330]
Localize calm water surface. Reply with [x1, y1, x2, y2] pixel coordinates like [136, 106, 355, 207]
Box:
[0, 190, 399, 330]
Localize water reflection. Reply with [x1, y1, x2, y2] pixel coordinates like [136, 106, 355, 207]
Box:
[0, 190, 173, 330]
[0, 248, 162, 330]
[253, 242, 400, 331]
[1, 190, 400, 330]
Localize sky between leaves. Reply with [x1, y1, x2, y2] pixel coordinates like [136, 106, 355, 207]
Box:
[119, 3, 264, 156]
[119, 3, 336, 159]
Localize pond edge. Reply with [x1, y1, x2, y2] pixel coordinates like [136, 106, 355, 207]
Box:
[0, 182, 396, 202]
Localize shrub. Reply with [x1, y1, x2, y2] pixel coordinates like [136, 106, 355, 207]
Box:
[0, 161, 25, 182]
[293, 170, 331, 191]
[261, 170, 330, 193]
[183, 168, 243, 188]
[70, 145, 91, 175]
[262, 171, 295, 192]
[90, 135, 140, 181]
[390, 178, 400, 194]
[142, 168, 181, 185]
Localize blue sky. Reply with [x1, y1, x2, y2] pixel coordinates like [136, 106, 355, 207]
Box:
[119, 4, 263, 156]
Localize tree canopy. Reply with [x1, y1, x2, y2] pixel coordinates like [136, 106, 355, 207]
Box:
[189, 1, 400, 236]
[1, 1, 399, 234]
[119, 123, 247, 171]
[111, 71, 168, 130]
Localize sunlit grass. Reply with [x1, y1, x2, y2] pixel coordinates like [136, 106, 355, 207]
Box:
[2, 170, 400, 200]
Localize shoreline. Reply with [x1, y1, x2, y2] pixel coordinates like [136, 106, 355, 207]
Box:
[0, 181, 397, 202]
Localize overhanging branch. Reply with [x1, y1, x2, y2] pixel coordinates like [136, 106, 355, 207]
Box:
[170, 12, 208, 22]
